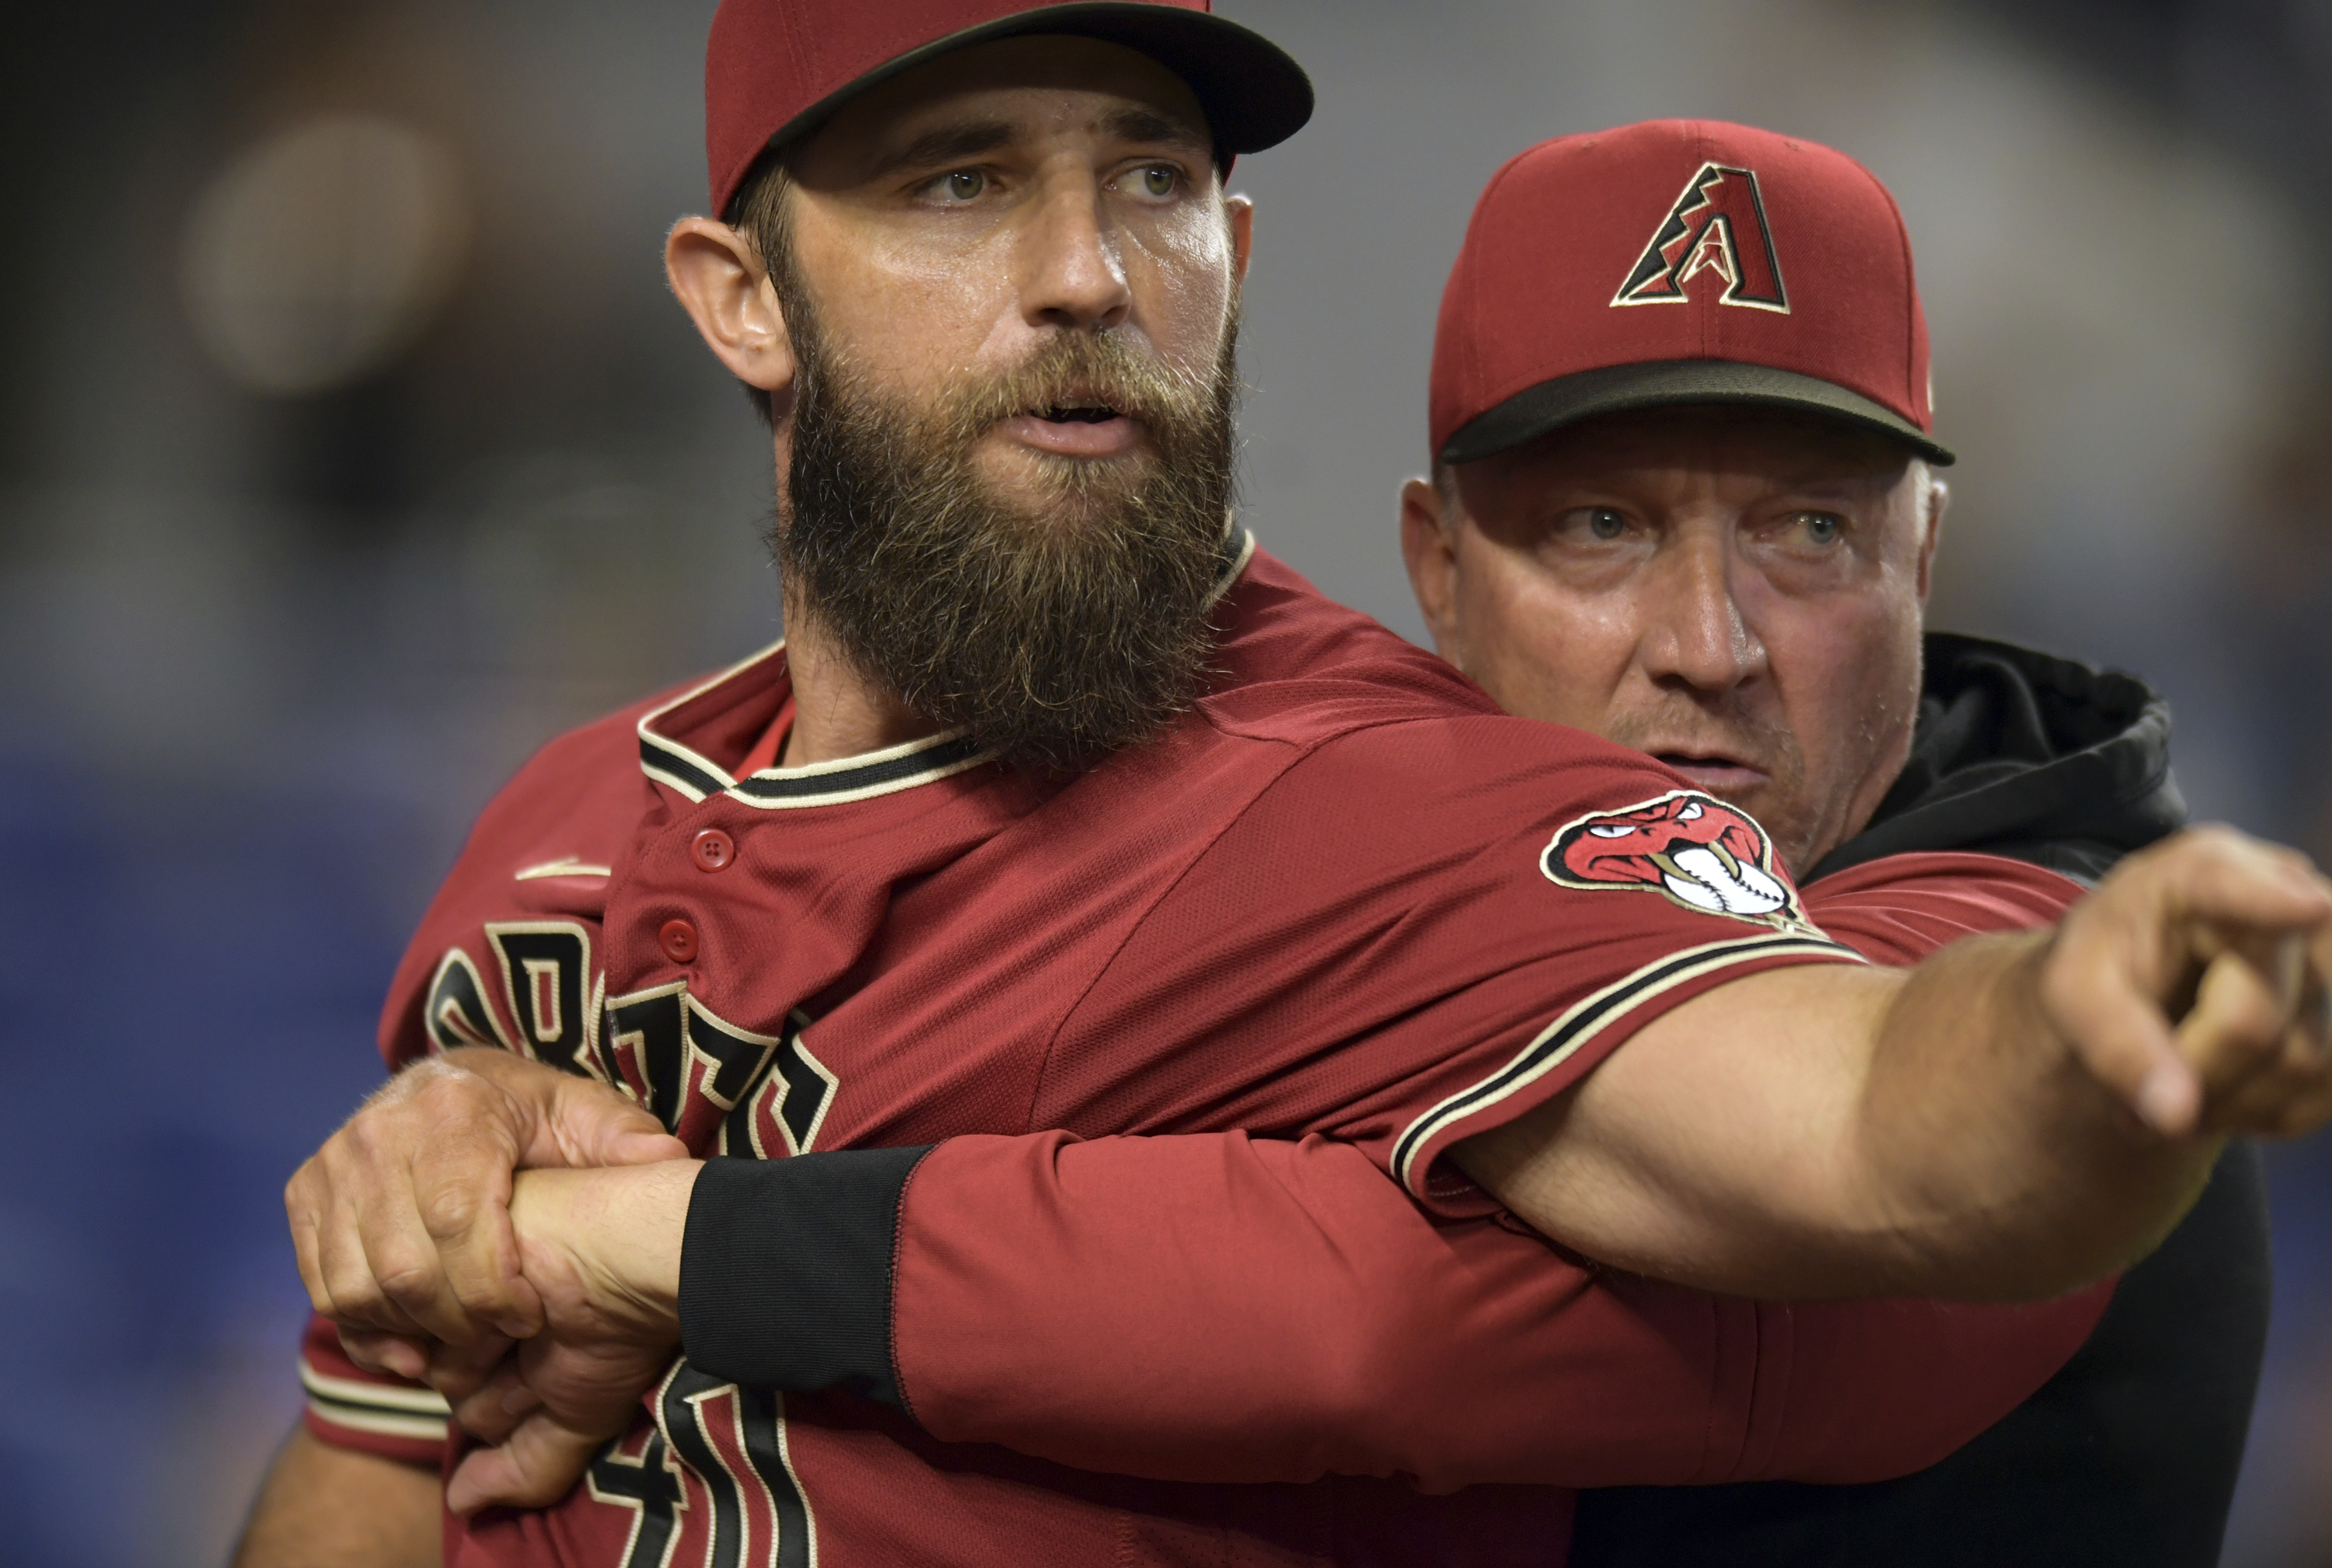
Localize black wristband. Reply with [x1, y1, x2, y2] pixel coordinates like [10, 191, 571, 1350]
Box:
[679, 1146, 934, 1409]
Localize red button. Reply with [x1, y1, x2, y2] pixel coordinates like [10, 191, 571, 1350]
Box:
[691, 829, 736, 871]
[658, 920, 700, 964]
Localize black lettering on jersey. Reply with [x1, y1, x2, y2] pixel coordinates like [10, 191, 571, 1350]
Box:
[688, 1004, 782, 1112]
[422, 949, 514, 1054]
[722, 1012, 838, 1158]
[665, 1364, 816, 1568]
[601, 984, 837, 1146]
[586, 1404, 685, 1568]
[486, 922, 594, 1076]
[588, 1363, 816, 1568]
[603, 983, 687, 1120]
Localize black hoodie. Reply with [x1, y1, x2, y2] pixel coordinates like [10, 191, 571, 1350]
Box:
[1566, 633, 2271, 1568]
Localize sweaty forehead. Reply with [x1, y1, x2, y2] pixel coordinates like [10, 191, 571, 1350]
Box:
[796, 35, 1213, 184]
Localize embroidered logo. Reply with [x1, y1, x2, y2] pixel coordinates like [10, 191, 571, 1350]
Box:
[1542, 791, 1810, 931]
[1612, 162, 1789, 314]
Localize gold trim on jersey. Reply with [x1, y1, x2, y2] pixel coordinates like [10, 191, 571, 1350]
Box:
[1391, 930, 1862, 1195]
[298, 1354, 452, 1445]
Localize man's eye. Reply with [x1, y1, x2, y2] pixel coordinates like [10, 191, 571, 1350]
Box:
[939, 169, 986, 201]
[1794, 513, 1843, 546]
[1136, 165, 1178, 197]
[1585, 508, 1628, 541]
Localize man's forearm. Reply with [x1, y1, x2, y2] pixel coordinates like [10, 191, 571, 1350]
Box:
[1461, 831, 2327, 1302]
[1466, 940, 2217, 1302]
[1857, 930, 2220, 1300]
[232, 1424, 440, 1568]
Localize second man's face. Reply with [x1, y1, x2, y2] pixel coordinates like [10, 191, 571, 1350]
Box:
[1404, 407, 1945, 875]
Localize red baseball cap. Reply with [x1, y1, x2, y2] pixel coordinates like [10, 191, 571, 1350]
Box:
[1431, 119, 1953, 468]
[704, 0, 1314, 217]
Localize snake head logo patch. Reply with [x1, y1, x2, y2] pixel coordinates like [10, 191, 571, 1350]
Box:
[1542, 791, 1811, 931]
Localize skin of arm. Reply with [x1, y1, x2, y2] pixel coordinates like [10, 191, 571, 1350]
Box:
[1461, 826, 2332, 1301]
[230, 1425, 440, 1568]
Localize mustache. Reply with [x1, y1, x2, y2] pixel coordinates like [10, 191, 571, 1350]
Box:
[923, 330, 1219, 448]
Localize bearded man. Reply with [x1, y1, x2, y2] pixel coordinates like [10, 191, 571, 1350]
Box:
[241, 12, 2332, 1568]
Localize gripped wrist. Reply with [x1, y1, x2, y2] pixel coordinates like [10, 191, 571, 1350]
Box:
[511, 1162, 699, 1329]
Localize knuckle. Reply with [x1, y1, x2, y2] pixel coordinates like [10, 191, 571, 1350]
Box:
[421, 1186, 488, 1241]
[372, 1252, 445, 1311]
[2190, 822, 2245, 853]
[327, 1277, 389, 1325]
[451, 1272, 515, 1318]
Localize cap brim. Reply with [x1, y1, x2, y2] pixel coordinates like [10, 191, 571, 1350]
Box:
[752, 2, 1313, 194]
[1440, 359, 1957, 467]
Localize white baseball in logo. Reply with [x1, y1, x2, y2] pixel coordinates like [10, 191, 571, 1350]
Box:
[1661, 845, 1789, 917]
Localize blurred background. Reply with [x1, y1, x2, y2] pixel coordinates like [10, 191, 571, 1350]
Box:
[1, 1, 2327, 1562]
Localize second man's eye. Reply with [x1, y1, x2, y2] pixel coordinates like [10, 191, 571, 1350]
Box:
[1139, 166, 1178, 197]
[943, 169, 986, 201]
[1587, 508, 1628, 540]
[1796, 513, 1843, 546]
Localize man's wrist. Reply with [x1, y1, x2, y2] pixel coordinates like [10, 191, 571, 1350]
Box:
[511, 1162, 702, 1329]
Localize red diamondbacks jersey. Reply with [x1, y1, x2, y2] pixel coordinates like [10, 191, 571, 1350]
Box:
[330, 540, 1873, 1567]
[297, 859, 2110, 1528]
[881, 852, 2108, 1491]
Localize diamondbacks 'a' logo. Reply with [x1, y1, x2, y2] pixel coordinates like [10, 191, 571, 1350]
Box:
[1613, 162, 1789, 313]
[1542, 791, 1810, 931]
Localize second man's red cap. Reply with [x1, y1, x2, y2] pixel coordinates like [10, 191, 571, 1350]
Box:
[703, 0, 1314, 217]
[1431, 119, 1953, 468]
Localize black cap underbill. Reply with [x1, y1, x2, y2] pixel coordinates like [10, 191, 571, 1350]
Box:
[744, 2, 1314, 204]
[1440, 359, 1957, 468]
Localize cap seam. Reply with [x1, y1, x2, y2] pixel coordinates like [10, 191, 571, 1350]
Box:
[1852, 153, 1921, 426]
[1460, 152, 1535, 447]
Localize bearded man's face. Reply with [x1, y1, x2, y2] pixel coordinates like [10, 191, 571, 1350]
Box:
[731, 37, 1250, 772]
[773, 274, 1238, 772]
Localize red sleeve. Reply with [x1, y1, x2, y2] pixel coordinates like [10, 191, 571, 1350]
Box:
[895, 1131, 2108, 1489]
[1038, 722, 1865, 1214]
[889, 851, 2109, 1489]
[298, 1311, 450, 1468]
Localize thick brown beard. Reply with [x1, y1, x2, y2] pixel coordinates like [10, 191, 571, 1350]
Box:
[772, 297, 1240, 774]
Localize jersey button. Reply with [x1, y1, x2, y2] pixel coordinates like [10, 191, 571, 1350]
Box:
[658, 919, 700, 964]
[691, 829, 736, 871]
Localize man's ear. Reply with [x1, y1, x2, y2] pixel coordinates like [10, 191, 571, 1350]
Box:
[1915, 474, 1950, 603]
[666, 217, 797, 410]
[1225, 194, 1255, 290]
[1399, 476, 1465, 665]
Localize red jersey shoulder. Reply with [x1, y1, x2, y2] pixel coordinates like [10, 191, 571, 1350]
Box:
[373, 665, 731, 1070]
[1198, 547, 1501, 746]
[1803, 850, 2085, 965]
